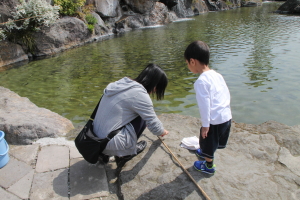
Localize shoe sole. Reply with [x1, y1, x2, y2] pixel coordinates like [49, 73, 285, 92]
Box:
[193, 165, 215, 174]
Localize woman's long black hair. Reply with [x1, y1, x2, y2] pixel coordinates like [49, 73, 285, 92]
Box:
[134, 64, 168, 100]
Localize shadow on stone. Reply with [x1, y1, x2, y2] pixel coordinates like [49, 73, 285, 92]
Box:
[116, 135, 209, 199]
[53, 159, 109, 199]
[135, 166, 207, 200]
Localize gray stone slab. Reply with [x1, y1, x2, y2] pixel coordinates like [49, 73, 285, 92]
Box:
[70, 158, 109, 200]
[278, 147, 300, 176]
[7, 169, 34, 199]
[70, 146, 82, 159]
[30, 169, 68, 200]
[9, 144, 40, 166]
[0, 157, 32, 189]
[35, 145, 69, 173]
[0, 187, 21, 200]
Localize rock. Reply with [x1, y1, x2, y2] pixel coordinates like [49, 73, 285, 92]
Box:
[241, 0, 262, 7]
[0, 1, 15, 24]
[146, 2, 178, 25]
[32, 17, 91, 57]
[103, 113, 300, 199]
[0, 87, 74, 145]
[94, 0, 122, 18]
[0, 41, 28, 67]
[123, 0, 156, 14]
[159, 0, 178, 9]
[188, 0, 209, 15]
[235, 120, 300, 156]
[91, 12, 111, 35]
[276, 0, 300, 14]
[115, 3, 178, 31]
[172, 0, 190, 18]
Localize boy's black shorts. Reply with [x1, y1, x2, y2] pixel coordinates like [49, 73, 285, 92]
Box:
[199, 119, 231, 159]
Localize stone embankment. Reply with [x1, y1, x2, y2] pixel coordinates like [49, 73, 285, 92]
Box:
[0, 0, 264, 68]
[0, 86, 299, 199]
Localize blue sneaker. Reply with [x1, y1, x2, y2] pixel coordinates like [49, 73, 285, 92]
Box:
[195, 149, 205, 159]
[194, 160, 216, 174]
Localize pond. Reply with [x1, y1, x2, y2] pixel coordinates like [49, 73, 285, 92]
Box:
[1, 2, 300, 127]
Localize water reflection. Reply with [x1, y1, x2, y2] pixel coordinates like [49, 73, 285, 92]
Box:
[1, 2, 300, 126]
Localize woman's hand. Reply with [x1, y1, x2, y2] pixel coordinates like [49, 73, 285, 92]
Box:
[160, 129, 169, 137]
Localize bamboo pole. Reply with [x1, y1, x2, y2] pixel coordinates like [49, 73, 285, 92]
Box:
[157, 136, 211, 200]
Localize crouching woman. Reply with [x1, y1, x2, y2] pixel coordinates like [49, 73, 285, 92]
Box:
[93, 64, 169, 165]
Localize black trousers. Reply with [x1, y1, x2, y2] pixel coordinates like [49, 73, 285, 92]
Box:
[130, 116, 146, 139]
[199, 119, 231, 159]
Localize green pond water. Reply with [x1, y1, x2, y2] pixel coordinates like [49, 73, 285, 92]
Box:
[1, 2, 300, 127]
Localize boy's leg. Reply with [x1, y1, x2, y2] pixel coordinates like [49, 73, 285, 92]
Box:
[194, 125, 218, 174]
[199, 125, 219, 160]
[217, 119, 231, 149]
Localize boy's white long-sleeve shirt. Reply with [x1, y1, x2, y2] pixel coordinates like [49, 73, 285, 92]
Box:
[194, 70, 232, 127]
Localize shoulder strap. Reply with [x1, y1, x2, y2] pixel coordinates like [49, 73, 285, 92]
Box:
[90, 95, 103, 120]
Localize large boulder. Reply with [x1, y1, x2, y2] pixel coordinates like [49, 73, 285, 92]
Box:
[0, 41, 28, 67]
[0, 87, 74, 145]
[145, 2, 178, 25]
[32, 17, 91, 57]
[114, 2, 178, 32]
[189, 0, 209, 15]
[104, 114, 300, 199]
[123, 0, 156, 14]
[91, 12, 111, 35]
[171, 0, 191, 18]
[276, 0, 300, 14]
[94, 0, 122, 17]
[172, 0, 210, 17]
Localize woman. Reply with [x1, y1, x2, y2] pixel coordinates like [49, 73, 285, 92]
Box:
[93, 64, 169, 164]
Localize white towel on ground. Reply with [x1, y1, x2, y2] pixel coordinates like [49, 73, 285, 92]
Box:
[180, 136, 199, 150]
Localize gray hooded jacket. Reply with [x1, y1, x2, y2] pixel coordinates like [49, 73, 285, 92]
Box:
[93, 77, 164, 157]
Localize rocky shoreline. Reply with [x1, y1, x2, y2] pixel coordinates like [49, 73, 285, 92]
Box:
[1, 82, 300, 199]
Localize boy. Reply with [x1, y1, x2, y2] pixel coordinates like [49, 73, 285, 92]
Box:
[184, 41, 232, 174]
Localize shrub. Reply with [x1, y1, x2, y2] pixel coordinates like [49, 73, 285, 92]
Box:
[87, 24, 94, 33]
[0, 28, 6, 41]
[54, 0, 86, 16]
[85, 14, 97, 25]
[6, 0, 60, 31]
[0, 0, 60, 52]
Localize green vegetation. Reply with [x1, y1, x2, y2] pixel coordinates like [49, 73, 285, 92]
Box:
[0, 0, 60, 53]
[225, 0, 233, 6]
[54, 0, 86, 16]
[85, 14, 97, 25]
[87, 24, 94, 33]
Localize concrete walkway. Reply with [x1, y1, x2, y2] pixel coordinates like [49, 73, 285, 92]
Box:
[0, 140, 115, 200]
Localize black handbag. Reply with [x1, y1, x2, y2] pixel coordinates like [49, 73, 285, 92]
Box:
[75, 96, 120, 164]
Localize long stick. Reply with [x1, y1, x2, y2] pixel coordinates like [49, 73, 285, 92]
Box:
[157, 136, 211, 200]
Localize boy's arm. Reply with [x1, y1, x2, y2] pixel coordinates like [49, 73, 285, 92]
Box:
[195, 81, 210, 138]
[201, 127, 209, 139]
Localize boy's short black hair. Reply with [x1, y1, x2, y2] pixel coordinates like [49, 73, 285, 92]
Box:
[184, 41, 210, 65]
[134, 63, 168, 100]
